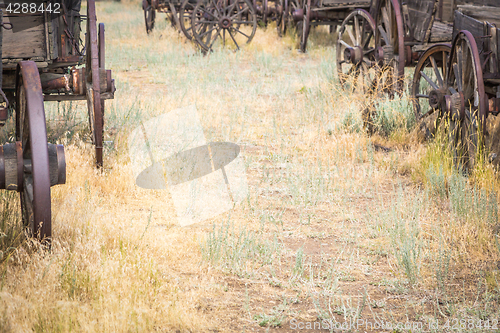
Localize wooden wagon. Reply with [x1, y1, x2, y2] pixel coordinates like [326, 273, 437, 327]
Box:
[143, 0, 259, 52]
[410, 1, 500, 171]
[142, 0, 198, 39]
[0, 0, 115, 242]
[334, 1, 498, 97]
[292, 0, 372, 52]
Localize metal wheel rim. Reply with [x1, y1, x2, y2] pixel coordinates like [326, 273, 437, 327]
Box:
[180, 0, 196, 39]
[16, 61, 51, 241]
[447, 31, 486, 172]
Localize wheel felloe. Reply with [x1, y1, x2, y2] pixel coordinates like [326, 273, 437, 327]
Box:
[445, 31, 486, 172]
[180, 0, 196, 39]
[14, 62, 66, 242]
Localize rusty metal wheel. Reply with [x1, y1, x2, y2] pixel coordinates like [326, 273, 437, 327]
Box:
[411, 44, 451, 120]
[86, 0, 104, 168]
[299, 0, 310, 52]
[374, 0, 405, 96]
[15, 62, 51, 241]
[143, 0, 156, 33]
[192, 0, 257, 52]
[336, 9, 377, 94]
[180, 0, 196, 39]
[446, 31, 486, 172]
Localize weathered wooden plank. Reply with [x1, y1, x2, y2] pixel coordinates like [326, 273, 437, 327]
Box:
[429, 20, 453, 42]
[2, 15, 46, 59]
[457, 5, 500, 27]
[453, 10, 483, 41]
[320, 0, 371, 5]
[406, 0, 435, 42]
[456, 0, 500, 7]
[440, 0, 454, 22]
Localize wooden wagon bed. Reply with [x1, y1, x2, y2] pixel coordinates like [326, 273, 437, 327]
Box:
[319, 0, 370, 9]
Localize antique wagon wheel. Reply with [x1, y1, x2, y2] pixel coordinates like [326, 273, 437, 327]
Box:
[374, 0, 405, 96]
[411, 44, 451, 120]
[192, 0, 257, 52]
[336, 9, 377, 94]
[446, 31, 486, 172]
[15, 62, 52, 241]
[86, 0, 104, 168]
[299, 0, 310, 52]
[143, 0, 156, 33]
[179, 0, 196, 39]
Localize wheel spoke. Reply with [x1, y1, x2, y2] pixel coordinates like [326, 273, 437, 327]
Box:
[199, 7, 218, 19]
[457, 46, 464, 90]
[378, 26, 390, 46]
[361, 30, 373, 50]
[429, 55, 444, 88]
[347, 26, 357, 46]
[381, 6, 391, 38]
[339, 39, 352, 49]
[442, 50, 448, 80]
[453, 63, 462, 92]
[230, 5, 249, 19]
[354, 15, 360, 45]
[232, 26, 251, 39]
[420, 71, 439, 90]
[210, 0, 222, 16]
[228, 28, 240, 50]
[207, 27, 222, 49]
[416, 94, 429, 98]
[226, 0, 238, 15]
[199, 25, 217, 38]
[197, 20, 218, 24]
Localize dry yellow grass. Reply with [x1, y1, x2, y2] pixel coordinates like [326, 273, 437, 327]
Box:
[1, 2, 500, 332]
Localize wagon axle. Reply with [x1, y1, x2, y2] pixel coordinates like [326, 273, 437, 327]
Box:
[219, 17, 232, 29]
[344, 46, 364, 65]
[0, 143, 66, 191]
[41, 68, 114, 94]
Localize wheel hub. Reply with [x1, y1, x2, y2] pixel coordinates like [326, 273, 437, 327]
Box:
[344, 46, 364, 65]
[292, 8, 303, 21]
[444, 92, 465, 120]
[429, 90, 445, 110]
[375, 45, 394, 66]
[219, 17, 232, 29]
